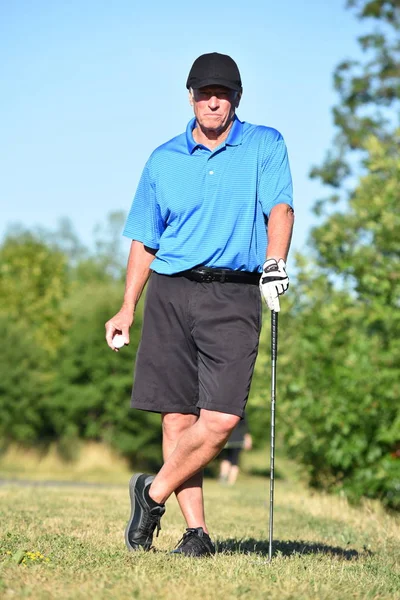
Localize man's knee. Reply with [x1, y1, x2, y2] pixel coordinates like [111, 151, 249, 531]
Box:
[162, 412, 198, 441]
[200, 409, 241, 439]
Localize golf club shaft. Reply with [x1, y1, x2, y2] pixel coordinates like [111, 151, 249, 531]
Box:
[268, 310, 278, 561]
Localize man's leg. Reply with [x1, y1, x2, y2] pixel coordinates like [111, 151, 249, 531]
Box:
[227, 465, 239, 485]
[149, 409, 240, 505]
[219, 459, 231, 483]
[162, 413, 208, 531]
[125, 276, 260, 553]
[226, 448, 241, 485]
[152, 280, 260, 506]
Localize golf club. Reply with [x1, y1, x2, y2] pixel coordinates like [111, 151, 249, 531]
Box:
[268, 310, 278, 561]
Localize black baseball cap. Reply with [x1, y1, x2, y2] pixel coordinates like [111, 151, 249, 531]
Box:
[186, 52, 242, 92]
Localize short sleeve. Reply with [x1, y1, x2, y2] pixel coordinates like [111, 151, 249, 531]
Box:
[123, 162, 166, 249]
[258, 134, 293, 218]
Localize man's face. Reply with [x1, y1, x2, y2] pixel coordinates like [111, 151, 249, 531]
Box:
[189, 85, 241, 134]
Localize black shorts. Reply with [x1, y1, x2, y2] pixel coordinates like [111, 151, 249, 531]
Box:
[220, 447, 242, 466]
[131, 273, 262, 417]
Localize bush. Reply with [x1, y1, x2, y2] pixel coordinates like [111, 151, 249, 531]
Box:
[0, 317, 51, 446]
[278, 280, 400, 510]
[48, 281, 163, 470]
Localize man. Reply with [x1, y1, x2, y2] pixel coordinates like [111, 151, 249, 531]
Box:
[105, 52, 294, 557]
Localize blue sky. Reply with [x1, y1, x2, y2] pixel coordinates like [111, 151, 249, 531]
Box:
[1, 1, 367, 259]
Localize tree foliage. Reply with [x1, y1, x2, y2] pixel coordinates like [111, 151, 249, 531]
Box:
[49, 281, 162, 468]
[280, 163, 400, 506]
[310, 0, 400, 188]
[0, 316, 50, 446]
[0, 219, 162, 469]
[281, 0, 400, 509]
[0, 233, 69, 354]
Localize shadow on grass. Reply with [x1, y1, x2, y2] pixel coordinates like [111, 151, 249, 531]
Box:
[217, 538, 372, 560]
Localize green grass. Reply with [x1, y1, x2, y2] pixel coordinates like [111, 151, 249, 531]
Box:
[0, 450, 399, 599]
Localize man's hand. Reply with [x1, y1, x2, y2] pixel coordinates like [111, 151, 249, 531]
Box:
[105, 308, 134, 352]
[259, 258, 289, 312]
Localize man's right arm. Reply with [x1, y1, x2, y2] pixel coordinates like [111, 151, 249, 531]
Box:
[105, 240, 156, 351]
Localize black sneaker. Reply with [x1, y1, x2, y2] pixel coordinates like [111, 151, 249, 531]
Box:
[125, 473, 166, 551]
[171, 527, 215, 557]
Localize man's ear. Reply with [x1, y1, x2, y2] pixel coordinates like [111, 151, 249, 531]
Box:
[189, 90, 194, 107]
[234, 91, 242, 108]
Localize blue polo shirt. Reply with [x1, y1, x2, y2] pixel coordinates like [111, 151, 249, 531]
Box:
[123, 116, 293, 274]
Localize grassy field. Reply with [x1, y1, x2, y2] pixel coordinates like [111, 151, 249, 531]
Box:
[0, 446, 399, 599]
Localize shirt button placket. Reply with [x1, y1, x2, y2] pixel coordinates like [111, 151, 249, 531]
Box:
[207, 157, 217, 194]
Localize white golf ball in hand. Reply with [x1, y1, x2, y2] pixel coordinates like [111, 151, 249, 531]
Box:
[113, 334, 126, 349]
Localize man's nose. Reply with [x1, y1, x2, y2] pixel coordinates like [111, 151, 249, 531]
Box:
[208, 95, 220, 109]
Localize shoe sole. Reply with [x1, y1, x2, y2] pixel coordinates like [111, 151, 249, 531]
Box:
[124, 473, 154, 552]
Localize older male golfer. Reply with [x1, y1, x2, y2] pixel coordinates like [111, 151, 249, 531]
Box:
[105, 52, 294, 557]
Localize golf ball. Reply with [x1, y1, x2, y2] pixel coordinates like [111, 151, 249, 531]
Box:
[113, 334, 126, 349]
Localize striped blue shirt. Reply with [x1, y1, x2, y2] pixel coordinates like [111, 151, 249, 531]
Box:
[123, 116, 293, 274]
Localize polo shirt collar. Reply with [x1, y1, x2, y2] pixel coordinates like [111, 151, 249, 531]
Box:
[226, 115, 243, 146]
[186, 115, 243, 154]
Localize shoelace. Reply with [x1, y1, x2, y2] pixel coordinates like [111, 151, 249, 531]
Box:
[138, 510, 162, 538]
[174, 528, 203, 549]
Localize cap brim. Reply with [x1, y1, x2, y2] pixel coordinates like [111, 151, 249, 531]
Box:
[187, 77, 242, 92]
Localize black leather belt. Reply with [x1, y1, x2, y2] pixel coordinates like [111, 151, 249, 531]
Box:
[173, 266, 260, 285]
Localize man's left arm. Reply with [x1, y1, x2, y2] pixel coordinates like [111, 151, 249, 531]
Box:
[266, 202, 294, 263]
[259, 203, 294, 312]
[258, 132, 295, 312]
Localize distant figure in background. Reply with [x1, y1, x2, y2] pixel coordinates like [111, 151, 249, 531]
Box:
[219, 416, 252, 485]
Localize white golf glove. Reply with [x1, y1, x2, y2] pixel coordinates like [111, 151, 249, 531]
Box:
[259, 258, 289, 312]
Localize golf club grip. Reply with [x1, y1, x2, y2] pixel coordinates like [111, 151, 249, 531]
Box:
[271, 311, 278, 361]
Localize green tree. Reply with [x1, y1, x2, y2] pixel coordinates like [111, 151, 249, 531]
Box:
[311, 0, 400, 188]
[0, 232, 69, 355]
[0, 316, 51, 446]
[278, 0, 400, 509]
[0, 233, 70, 446]
[48, 281, 163, 468]
[92, 210, 127, 279]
